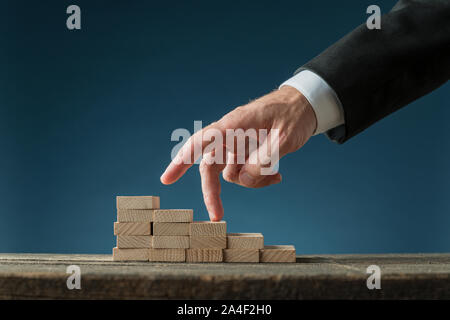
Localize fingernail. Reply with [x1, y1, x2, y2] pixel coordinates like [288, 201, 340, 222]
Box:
[241, 172, 257, 186]
[209, 215, 221, 222]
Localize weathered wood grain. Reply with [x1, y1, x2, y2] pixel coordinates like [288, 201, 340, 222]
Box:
[1, 253, 450, 299]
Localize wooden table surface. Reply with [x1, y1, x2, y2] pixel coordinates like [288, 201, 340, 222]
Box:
[0, 253, 449, 299]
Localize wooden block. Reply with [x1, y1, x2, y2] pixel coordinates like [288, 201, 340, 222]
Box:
[190, 221, 226, 236]
[116, 196, 160, 209]
[152, 236, 189, 248]
[117, 236, 152, 248]
[224, 249, 259, 263]
[153, 222, 190, 236]
[148, 249, 185, 262]
[186, 249, 223, 263]
[112, 247, 148, 261]
[113, 222, 151, 235]
[260, 245, 296, 263]
[117, 209, 153, 222]
[227, 233, 264, 249]
[152, 209, 193, 222]
[190, 236, 226, 249]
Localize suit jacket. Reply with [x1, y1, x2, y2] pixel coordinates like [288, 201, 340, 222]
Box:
[298, 0, 450, 143]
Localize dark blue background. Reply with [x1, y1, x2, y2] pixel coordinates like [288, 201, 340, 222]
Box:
[1, 1, 448, 254]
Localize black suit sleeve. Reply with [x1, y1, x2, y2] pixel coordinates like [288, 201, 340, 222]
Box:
[297, 0, 450, 143]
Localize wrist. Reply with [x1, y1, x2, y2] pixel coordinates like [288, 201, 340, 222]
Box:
[280, 71, 344, 135]
[278, 86, 317, 137]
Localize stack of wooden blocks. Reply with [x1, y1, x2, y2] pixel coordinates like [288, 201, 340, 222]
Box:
[113, 196, 296, 263]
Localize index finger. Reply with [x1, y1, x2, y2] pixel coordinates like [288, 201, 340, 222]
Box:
[160, 123, 223, 185]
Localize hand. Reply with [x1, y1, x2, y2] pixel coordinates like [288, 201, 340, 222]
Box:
[160, 86, 317, 221]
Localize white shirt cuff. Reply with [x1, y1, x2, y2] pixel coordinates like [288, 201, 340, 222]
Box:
[280, 70, 344, 135]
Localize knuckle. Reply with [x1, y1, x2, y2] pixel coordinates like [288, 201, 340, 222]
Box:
[219, 115, 234, 129]
[222, 171, 234, 183]
[234, 105, 245, 113]
[220, 106, 246, 128]
[199, 160, 209, 173]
